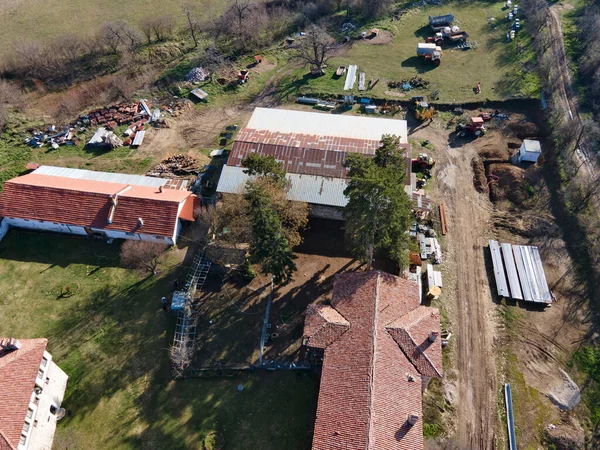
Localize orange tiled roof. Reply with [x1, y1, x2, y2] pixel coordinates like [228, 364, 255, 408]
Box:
[0, 338, 48, 450]
[304, 271, 443, 450]
[0, 173, 197, 237]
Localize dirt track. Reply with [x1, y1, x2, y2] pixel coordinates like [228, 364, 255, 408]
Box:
[413, 126, 497, 449]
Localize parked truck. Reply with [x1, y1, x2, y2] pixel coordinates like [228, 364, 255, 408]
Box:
[417, 43, 442, 66]
[427, 26, 469, 46]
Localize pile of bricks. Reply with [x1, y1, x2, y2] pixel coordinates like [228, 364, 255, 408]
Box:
[76, 101, 149, 129]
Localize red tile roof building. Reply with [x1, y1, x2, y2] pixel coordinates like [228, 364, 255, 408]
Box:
[304, 271, 443, 450]
[0, 338, 68, 450]
[0, 172, 199, 244]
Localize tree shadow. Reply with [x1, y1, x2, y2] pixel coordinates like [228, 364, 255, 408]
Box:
[0, 229, 122, 267]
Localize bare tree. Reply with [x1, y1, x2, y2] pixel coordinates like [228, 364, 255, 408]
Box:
[120, 241, 168, 275]
[295, 24, 332, 75]
[143, 15, 176, 42]
[182, 2, 201, 47]
[101, 23, 123, 53]
[53, 34, 84, 63]
[140, 18, 154, 45]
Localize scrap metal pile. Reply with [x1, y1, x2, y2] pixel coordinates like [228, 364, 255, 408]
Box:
[185, 67, 210, 82]
[25, 126, 80, 149]
[147, 154, 200, 178]
[388, 76, 430, 90]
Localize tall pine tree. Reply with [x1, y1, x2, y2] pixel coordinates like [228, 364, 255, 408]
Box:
[343, 135, 413, 269]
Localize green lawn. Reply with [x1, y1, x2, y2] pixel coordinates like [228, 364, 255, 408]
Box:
[0, 230, 318, 449]
[284, 1, 539, 102]
[0, 0, 224, 60]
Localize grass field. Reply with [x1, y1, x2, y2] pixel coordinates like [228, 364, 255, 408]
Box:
[0, 0, 207, 59]
[0, 230, 318, 449]
[283, 1, 539, 102]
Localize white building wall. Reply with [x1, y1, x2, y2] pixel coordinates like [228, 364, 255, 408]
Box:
[5, 218, 87, 235]
[27, 359, 68, 450]
[3, 218, 174, 245]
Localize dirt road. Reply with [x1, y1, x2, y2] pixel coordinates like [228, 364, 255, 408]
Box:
[546, 6, 595, 178]
[414, 126, 498, 449]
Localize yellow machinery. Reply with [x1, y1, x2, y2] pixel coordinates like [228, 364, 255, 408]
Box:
[414, 98, 436, 121]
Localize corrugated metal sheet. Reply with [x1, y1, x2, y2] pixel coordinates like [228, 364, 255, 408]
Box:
[216, 165, 348, 207]
[132, 130, 145, 147]
[530, 246, 551, 302]
[245, 108, 407, 143]
[344, 65, 357, 91]
[501, 243, 523, 300]
[489, 240, 510, 297]
[34, 166, 168, 188]
[513, 245, 533, 301]
[512, 245, 551, 303]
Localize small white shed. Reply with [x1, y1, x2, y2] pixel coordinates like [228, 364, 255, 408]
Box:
[519, 139, 541, 163]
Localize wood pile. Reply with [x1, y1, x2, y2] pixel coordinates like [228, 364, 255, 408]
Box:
[147, 154, 200, 178]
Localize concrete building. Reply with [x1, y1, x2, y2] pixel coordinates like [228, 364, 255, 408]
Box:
[303, 271, 443, 450]
[0, 166, 199, 244]
[0, 338, 68, 450]
[216, 108, 415, 220]
[518, 139, 542, 163]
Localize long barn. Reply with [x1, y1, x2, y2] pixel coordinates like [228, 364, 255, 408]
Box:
[216, 108, 428, 220]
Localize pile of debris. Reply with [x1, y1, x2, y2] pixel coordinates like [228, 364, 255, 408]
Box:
[25, 126, 80, 149]
[75, 100, 151, 129]
[147, 154, 200, 178]
[185, 67, 210, 82]
[388, 75, 430, 90]
[88, 127, 123, 149]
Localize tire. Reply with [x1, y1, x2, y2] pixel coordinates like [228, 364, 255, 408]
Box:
[433, 59, 441, 67]
[436, 40, 443, 46]
[474, 130, 482, 136]
[459, 131, 466, 138]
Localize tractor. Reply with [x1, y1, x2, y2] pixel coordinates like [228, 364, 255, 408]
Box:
[412, 97, 437, 121]
[455, 116, 486, 137]
[412, 153, 435, 170]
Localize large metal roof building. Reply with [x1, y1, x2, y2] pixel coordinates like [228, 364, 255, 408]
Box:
[216, 107, 409, 220]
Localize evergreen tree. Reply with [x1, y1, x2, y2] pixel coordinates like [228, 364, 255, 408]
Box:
[343, 134, 413, 269]
[244, 179, 297, 283]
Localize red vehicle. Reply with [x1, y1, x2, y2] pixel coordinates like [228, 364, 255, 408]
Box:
[455, 117, 486, 137]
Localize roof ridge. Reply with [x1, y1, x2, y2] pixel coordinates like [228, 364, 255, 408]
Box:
[387, 326, 441, 378]
[0, 338, 47, 369]
[365, 272, 381, 450]
[0, 428, 17, 450]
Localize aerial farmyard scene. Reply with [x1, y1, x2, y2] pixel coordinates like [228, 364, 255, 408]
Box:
[0, 0, 599, 449]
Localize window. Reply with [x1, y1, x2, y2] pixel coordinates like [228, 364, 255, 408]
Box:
[37, 368, 44, 380]
[126, 232, 135, 236]
[26, 408, 34, 419]
[22, 422, 30, 433]
[50, 405, 59, 415]
[19, 435, 26, 446]
[41, 356, 48, 367]
[155, 236, 164, 240]
[23, 219, 30, 222]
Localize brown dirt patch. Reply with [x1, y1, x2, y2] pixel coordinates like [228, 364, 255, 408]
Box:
[505, 120, 540, 139]
[488, 163, 528, 204]
[384, 90, 406, 97]
[361, 30, 394, 45]
[471, 157, 487, 193]
[249, 58, 276, 75]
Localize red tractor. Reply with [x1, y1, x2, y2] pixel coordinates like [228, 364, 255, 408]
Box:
[455, 116, 486, 138]
[412, 153, 435, 170]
